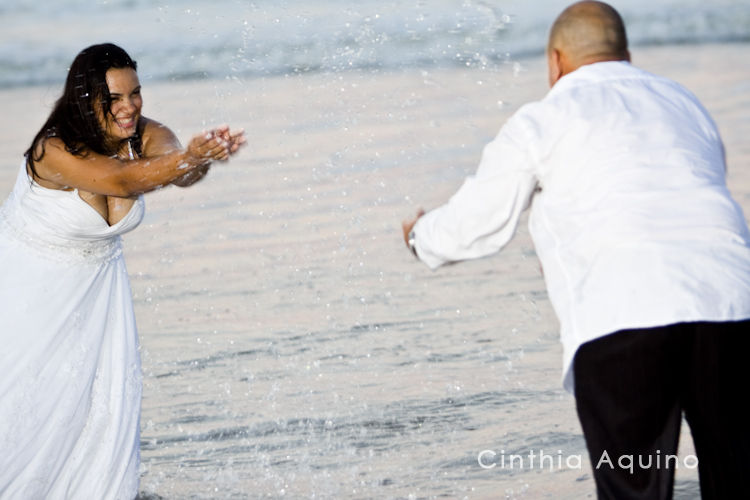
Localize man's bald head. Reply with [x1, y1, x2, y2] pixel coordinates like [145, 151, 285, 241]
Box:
[547, 1, 629, 86]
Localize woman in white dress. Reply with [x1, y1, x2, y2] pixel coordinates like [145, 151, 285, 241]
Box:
[0, 43, 244, 499]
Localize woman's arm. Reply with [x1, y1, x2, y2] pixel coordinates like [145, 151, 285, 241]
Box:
[141, 117, 209, 187]
[141, 119, 245, 187]
[33, 126, 232, 197]
[171, 164, 210, 187]
[172, 126, 244, 186]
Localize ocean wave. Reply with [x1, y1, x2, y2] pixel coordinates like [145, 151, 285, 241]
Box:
[1, 0, 748, 88]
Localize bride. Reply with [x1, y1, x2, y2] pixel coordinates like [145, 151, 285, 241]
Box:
[0, 43, 244, 499]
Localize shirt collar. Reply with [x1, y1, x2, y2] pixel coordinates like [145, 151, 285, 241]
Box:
[548, 60, 635, 96]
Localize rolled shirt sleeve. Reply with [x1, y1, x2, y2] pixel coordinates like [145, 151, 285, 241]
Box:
[413, 113, 538, 269]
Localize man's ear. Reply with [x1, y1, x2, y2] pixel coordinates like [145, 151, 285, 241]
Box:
[548, 48, 563, 87]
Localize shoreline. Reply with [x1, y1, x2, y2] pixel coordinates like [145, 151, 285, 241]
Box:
[1, 39, 748, 93]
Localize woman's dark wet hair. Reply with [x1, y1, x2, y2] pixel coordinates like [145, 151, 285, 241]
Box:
[25, 43, 143, 179]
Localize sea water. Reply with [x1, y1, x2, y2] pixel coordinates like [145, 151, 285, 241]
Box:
[1, 0, 749, 88]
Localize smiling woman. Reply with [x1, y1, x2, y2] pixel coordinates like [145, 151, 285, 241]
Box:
[25, 44, 244, 225]
[103, 68, 143, 142]
[0, 43, 244, 499]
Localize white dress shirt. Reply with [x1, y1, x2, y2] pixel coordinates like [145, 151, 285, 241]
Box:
[413, 61, 750, 392]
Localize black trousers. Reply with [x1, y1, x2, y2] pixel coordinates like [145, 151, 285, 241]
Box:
[573, 320, 750, 500]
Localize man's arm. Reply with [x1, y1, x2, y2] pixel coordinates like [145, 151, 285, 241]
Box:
[405, 121, 538, 269]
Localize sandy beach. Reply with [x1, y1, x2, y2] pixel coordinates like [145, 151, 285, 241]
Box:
[1, 42, 747, 498]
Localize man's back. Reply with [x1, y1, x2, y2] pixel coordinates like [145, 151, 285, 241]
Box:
[409, 60, 750, 390]
[516, 61, 750, 387]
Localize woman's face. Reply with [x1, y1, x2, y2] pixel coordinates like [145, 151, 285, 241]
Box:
[99, 67, 142, 141]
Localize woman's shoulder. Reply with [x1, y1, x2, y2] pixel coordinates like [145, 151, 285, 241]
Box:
[32, 135, 76, 168]
[140, 116, 168, 142]
[28, 136, 82, 189]
[139, 117, 181, 156]
[31, 133, 72, 155]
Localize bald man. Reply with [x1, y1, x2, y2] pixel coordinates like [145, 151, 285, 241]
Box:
[402, 2, 750, 498]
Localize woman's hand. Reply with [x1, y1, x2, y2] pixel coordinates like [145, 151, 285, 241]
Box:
[185, 125, 246, 166]
[213, 125, 246, 159]
[185, 131, 227, 166]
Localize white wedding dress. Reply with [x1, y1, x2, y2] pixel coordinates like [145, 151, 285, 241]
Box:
[0, 162, 144, 499]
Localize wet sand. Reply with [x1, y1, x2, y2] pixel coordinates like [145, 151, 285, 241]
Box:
[1, 43, 747, 498]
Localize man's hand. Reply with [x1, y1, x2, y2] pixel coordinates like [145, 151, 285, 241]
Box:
[402, 208, 425, 249]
